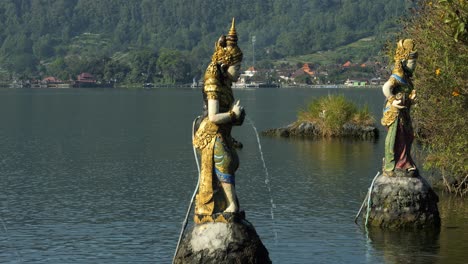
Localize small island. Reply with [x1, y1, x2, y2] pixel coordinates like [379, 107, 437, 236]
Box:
[262, 95, 378, 139]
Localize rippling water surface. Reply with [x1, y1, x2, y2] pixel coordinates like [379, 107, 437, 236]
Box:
[0, 88, 466, 263]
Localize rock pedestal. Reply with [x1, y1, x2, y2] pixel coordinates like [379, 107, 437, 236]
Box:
[174, 219, 271, 264]
[365, 172, 440, 229]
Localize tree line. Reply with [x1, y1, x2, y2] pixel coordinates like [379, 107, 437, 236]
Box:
[0, 0, 411, 83]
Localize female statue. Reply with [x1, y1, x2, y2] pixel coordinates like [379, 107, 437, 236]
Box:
[192, 18, 246, 224]
[381, 39, 418, 177]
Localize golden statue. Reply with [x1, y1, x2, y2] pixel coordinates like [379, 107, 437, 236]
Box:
[381, 39, 418, 177]
[193, 18, 246, 224]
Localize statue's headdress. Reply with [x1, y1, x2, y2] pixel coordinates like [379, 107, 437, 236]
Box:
[211, 18, 243, 66]
[393, 39, 418, 76]
[394, 39, 417, 62]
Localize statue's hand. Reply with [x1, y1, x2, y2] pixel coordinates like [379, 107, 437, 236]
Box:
[391, 99, 406, 109]
[234, 108, 246, 126]
[409, 90, 416, 100]
[231, 100, 245, 125]
[232, 100, 242, 118]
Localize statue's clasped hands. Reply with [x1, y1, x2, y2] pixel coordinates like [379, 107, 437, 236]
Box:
[409, 90, 416, 100]
[391, 99, 406, 109]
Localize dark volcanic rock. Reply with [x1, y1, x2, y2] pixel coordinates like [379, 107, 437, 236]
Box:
[174, 220, 271, 264]
[364, 172, 440, 229]
[262, 121, 378, 139]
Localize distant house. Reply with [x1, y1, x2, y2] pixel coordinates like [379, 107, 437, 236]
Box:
[75, 72, 97, 88]
[290, 63, 316, 79]
[342, 61, 352, 68]
[244, 66, 257, 77]
[302, 63, 315, 76]
[344, 78, 368, 86]
[370, 77, 385, 85]
[41, 76, 71, 88]
[236, 66, 257, 86]
[77, 72, 96, 83]
[290, 68, 307, 79]
[42, 76, 61, 83]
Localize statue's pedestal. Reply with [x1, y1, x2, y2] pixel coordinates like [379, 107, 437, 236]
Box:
[365, 172, 440, 229]
[174, 219, 271, 264]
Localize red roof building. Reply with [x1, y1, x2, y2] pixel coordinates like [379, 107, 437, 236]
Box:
[302, 63, 315, 76]
[42, 76, 62, 83]
[342, 61, 352, 67]
[77, 73, 96, 83]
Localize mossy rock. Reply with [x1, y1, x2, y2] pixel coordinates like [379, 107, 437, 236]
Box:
[364, 172, 440, 229]
[262, 121, 378, 139]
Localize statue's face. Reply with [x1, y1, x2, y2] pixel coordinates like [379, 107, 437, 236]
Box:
[402, 59, 417, 76]
[406, 59, 417, 72]
[227, 63, 241, 81]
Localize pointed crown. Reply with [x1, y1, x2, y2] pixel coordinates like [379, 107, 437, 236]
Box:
[211, 18, 243, 66]
[226, 17, 238, 44]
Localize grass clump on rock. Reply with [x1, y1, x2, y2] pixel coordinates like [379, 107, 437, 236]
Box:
[298, 95, 374, 137]
[298, 95, 375, 137]
[262, 94, 377, 139]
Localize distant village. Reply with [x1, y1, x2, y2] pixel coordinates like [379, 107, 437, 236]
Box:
[5, 60, 388, 89]
[230, 60, 387, 88]
[9, 72, 110, 89]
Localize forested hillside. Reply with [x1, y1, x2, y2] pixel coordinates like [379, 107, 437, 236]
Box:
[0, 0, 411, 83]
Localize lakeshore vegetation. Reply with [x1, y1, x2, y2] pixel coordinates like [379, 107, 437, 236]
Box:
[398, 0, 467, 195]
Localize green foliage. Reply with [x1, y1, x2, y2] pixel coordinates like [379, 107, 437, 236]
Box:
[156, 49, 191, 84]
[298, 95, 375, 137]
[439, 0, 467, 42]
[294, 74, 313, 84]
[284, 37, 386, 65]
[352, 104, 375, 126]
[401, 0, 467, 195]
[0, 0, 411, 81]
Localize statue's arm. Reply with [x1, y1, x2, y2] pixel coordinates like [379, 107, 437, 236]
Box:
[382, 80, 394, 98]
[382, 78, 406, 109]
[208, 99, 233, 124]
[208, 99, 242, 124]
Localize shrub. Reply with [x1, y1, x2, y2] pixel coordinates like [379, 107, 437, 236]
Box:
[399, 0, 467, 195]
[298, 94, 374, 137]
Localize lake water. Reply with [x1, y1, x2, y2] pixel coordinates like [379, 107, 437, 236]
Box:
[0, 88, 466, 264]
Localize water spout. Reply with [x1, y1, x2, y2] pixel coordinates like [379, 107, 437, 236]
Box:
[246, 117, 278, 243]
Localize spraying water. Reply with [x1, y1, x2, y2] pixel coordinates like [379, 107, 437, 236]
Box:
[246, 117, 278, 243]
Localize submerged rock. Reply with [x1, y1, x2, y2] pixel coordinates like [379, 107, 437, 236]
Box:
[364, 172, 440, 229]
[174, 219, 271, 264]
[262, 121, 378, 139]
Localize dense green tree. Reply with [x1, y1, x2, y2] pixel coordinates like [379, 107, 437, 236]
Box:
[46, 57, 68, 79]
[156, 48, 190, 84]
[103, 60, 130, 83]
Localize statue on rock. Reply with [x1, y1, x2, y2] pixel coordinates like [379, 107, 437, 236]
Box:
[381, 39, 418, 177]
[357, 39, 440, 230]
[192, 17, 246, 224]
[174, 18, 270, 264]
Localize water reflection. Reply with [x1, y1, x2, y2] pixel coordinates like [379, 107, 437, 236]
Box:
[434, 193, 468, 264]
[367, 228, 441, 264]
[290, 137, 377, 171]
